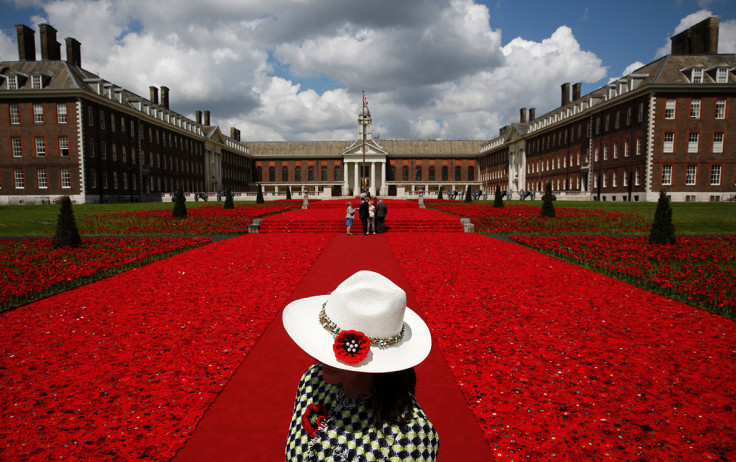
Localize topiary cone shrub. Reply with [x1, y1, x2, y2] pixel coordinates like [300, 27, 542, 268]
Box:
[493, 185, 504, 208]
[224, 187, 234, 209]
[464, 187, 472, 202]
[540, 182, 556, 218]
[256, 184, 264, 204]
[53, 196, 82, 248]
[286, 186, 292, 200]
[172, 188, 187, 218]
[649, 190, 676, 245]
[437, 187, 443, 200]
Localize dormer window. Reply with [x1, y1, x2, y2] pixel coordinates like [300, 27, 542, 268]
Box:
[7, 75, 18, 90]
[716, 68, 727, 83]
[32, 75, 42, 89]
[691, 68, 703, 83]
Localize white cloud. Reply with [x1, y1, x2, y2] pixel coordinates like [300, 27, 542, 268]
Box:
[0, 28, 15, 60]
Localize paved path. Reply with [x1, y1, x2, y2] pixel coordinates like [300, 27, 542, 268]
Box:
[174, 233, 492, 461]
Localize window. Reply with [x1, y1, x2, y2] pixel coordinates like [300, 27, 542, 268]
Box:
[389, 165, 396, 181]
[61, 168, 71, 188]
[690, 99, 701, 119]
[37, 169, 47, 188]
[688, 132, 699, 153]
[113, 171, 118, 189]
[661, 165, 672, 185]
[33, 104, 44, 123]
[7, 75, 18, 89]
[131, 148, 136, 164]
[691, 68, 703, 83]
[626, 106, 632, 126]
[429, 166, 435, 181]
[665, 99, 676, 119]
[603, 144, 608, 161]
[308, 166, 314, 181]
[663, 133, 675, 153]
[402, 166, 409, 181]
[716, 68, 727, 83]
[31, 75, 42, 89]
[57, 104, 67, 123]
[321, 166, 328, 181]
[625, 139, 630, 157]
[415, 166, 422, 181]
[123, 172, 128, 190]
[613, 142, 618, 159]
[282, 166, 289, 182]
[130, 120, 136, 136]
[112, 144, 117, 161]
[9, 104, 20, 124]
[713, 132, 724, 153]
[121, 145, 127, 163]
[615, 111, 620, 129]
[686, 165, 697, 185]
[637, 136, 643, 155]
[635, 168, 641, 186]
[59, 136, 69, 157]
[442, 166, 448, 181]
[89, 170, 97, 189]
[638, 102, 644, 123]
[15, 169, 25, 188]
[11, 137, 22, 157]
[710, 165, 721, 185]
[121, 117, 125, 133]
[468, 166, 474, 181]
[334, 166, 340, 181]
[455, 166, 461, 181]
[612, 171, 617, 187]
[294, 167, 301, 181]
[110, 115, 116, 132]
[89, 139, 95, 158]
[35, 137, 46, 157]
[715, 99, 726, 119]
[268, 166, 275, 182]
[101, 142, 106, 160]
[605, 114, 610, 131]
[99, 110, 105, 129]
[88, 107, 94, 126]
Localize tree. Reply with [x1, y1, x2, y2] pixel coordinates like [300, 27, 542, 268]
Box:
[256, 183, 264, 204]
[649, 190, 676, 245]
[53, 196, 82, 248]
[172, 188, 187, 218]
[286, 186, 292, 200]
[540, 182, 556, 218]
[223, 187, 234, 209]
[437, 186, 443, 200]
[493, 185, 504, 208]
[464, 187, 472, 203]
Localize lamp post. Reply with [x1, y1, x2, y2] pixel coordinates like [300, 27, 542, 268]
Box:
[361, 90, 367, 194]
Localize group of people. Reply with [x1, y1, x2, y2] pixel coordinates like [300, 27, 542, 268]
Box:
[345, 195, 388, 235]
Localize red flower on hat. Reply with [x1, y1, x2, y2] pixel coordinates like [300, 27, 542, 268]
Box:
[333, 330, 370, 364]
[301, 403, 329, 438]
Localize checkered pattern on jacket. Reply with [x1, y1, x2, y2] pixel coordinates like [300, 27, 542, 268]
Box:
[285, 364, 439, 461]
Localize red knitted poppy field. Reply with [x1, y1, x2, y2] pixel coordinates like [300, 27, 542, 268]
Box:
[387, 232, 736, 460]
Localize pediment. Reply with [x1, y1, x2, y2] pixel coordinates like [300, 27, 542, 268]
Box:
[343, 138, 389, 158]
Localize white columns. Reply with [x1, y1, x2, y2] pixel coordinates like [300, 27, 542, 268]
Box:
[343, 162, 349, 193]
[353, 162, 359, 194]
[370, 162, 376, 195]
[381, 161, 387, 193]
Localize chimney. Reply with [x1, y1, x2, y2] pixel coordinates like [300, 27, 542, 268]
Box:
[230, 127, 241, 141]
[671, 16, 720, 55]
[39, 24, 61, 60]
[65, 37, 81, 67]
[520, 108, 527, 124]
[16, 25, 36, 61]
[529, 108, 536, 121]
[204, 110, 211, 126]
[160, 86, 169, 109]
[561, 82, 570, 107]
[572, 82, 581, 101]
[149, 86, 159, 105]
[196, 110, 202, 125]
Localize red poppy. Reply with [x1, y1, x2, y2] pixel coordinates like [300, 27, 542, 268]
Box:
[333, 330, 370, 364]
[301, 403, 329, 438]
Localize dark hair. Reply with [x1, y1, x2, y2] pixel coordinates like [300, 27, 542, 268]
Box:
[370, 368, 417, 427]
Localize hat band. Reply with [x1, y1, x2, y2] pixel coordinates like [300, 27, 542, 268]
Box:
[319, 302, 405, 349]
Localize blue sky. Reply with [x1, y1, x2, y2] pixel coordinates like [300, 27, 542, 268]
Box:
[1, 0, 734, 141]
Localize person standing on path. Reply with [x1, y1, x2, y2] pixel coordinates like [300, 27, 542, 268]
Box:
[358, 197, 369, 235]
[367, 200, 377, 234]
[375, 199, 387, 233]
[283, 270, 439, 461]
[345, 202, 355, 235]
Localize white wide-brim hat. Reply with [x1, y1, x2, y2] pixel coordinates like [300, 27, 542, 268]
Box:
[282, 270, 432, 373]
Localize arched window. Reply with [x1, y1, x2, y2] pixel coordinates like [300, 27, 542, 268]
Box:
[442, 166, 448, 181]
[455, 166, 462, 181]
[308, 166, 315, 181]
[468, 166, 475, 181]
[429, 166, 435, 181]
[415, 166, 422, 181]
[295, 167, 301, 181]
[321, 166, 328, 181]
[282, 166, 289, 182]
[402, 166, 409, 181]
[268, 166, 275, 182]
[390, 166, 396, 181]
[256, 167, 262, 182]
[334, 166, 341, 181]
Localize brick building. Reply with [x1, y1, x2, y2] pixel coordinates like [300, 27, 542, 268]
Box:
[480, 16, 736, 202]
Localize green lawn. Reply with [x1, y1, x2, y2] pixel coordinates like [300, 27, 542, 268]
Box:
[0, 199, 734, 237]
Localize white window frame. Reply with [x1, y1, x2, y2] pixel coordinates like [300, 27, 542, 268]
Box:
[9, 104, 20, 124]
[715, 99, 726, 119]
[14, 169, 24, 189]
[665, 99, 676, 119]
[716, 68, 727, 83]
[31, 75, 42, 89]
[710, 165, 721, 185]
[686, 165, 697, 185]
[691, 68, 703, 83]
[59, 136, 69, 157]
[690, 99, 701, 119]
[11, 137, 22, 157]
[7, 75, 18, 89]
[99, 110, 105, 129]
[37, 168, 48, 188]
[661, 165, 672, 185]
[33, 104, 44, 124]
[35, 137, 46, 157]
[663, 133, 675, 153]
[713, 132, 724, 153]
[57, 103, 67, 124]
[61, 168, 71, 188]
[688, 132, 699, 153]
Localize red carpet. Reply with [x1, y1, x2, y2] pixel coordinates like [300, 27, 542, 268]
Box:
[174, 233, 492, 461]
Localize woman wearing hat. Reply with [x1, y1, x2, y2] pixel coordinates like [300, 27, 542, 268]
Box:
[283, 270, 439, 461]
